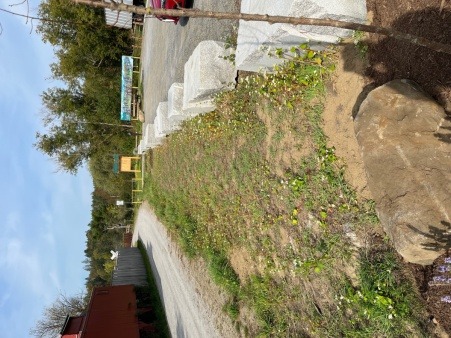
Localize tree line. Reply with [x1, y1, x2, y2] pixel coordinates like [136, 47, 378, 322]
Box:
[31, 0, 138, 334]
[36, 0, 135, 293]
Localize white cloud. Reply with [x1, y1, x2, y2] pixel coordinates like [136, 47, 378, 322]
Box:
[38, 211, 57, 246]
[0, 3, 90, 338]
[0, 238, 61, 303]
[5, 211, 20, 233]
[0, 299, 49, 338]
[41, 230, 56, 246]
[0, 293, 11, 309]
[8, 155, 26, 188]
[49, 269, 61, 291]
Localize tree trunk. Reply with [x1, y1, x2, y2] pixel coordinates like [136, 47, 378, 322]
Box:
[72, 0, 451, 55]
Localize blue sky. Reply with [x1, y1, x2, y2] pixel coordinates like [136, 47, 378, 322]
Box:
[0, 1, 93, 337]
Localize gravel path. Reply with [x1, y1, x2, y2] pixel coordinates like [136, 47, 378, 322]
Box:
[132, 202, 237, 338]
[136, 3, 242, 336]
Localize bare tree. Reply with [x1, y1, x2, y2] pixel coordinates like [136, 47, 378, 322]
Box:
[0, 1, 83, 35]
[73, 0, 451, 55]
[30, 292, 87, 338]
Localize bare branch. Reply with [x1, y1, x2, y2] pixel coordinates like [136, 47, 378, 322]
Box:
[8, 0, 30, 25]
[30, 292, 87, 338]
[9, 0, 28, 6]
[0, 7, 75, 25]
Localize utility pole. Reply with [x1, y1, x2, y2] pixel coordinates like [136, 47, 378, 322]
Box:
[72, 0, 451, 55]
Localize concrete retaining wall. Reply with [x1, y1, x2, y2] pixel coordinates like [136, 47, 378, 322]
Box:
[236, 0, 367, 71]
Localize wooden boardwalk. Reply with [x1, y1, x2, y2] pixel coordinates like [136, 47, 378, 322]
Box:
[112, 247, 148, 286]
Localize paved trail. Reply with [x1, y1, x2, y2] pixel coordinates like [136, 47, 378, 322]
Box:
[132, 202, 234, 338]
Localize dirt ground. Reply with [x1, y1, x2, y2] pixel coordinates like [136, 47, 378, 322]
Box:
[134, 202, 238, 338]
[365, 0, 451, 113]
[323, 0, 451, 335]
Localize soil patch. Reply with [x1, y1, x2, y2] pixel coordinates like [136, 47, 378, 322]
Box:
[409, 252, 451, 337]
[256, 104, 314, 177]
[363, 0, 451, 113]
[230, 247, 257, 281]
[325, 0, 451, 335]
[323, 45, 372, 200]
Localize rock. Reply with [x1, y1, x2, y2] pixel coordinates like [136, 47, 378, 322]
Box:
[183, 40, 237, 114]
[167, 83, 195, 121]
[355, 79, 451, 265]
[144, 123, 164, 149]
[236, 0, 367, 72]
[137, 139, 147, 154]
[138, 108, 145, 122]
[155, 102, 181, 138]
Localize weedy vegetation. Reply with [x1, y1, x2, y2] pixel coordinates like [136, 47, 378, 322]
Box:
[137, 240, 171, 338]
[352, 30, 369, 59]
[143, 44, 430, 337]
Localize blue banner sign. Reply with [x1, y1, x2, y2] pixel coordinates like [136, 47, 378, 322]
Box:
[121, 56, 133, 121]
[113, 153, 120, 174]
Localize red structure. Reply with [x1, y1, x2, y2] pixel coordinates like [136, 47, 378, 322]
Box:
[60, 285, 141, 338]
[123, 232, 133, 248]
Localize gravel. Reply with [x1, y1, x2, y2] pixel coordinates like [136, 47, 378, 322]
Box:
[132, 202, 238, 338]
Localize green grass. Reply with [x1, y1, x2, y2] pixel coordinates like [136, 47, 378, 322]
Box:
[325, 248, 427, 337]
[142, 46, 429, 337]
[206, 249, 241, 295]
[352, 30, 369, 59]
[137, 240, 170, 338]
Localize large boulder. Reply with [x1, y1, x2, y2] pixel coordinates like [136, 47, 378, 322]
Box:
[355, 79, 451, 265]
[236, 0, 367, 72]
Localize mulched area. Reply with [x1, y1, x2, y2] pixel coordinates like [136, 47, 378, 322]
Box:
[365, 0, 451, 113]
[364, 0, 451, 334]
[409, 252, 451, 336]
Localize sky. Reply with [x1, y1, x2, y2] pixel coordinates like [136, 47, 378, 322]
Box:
[0, 1, 94, 337]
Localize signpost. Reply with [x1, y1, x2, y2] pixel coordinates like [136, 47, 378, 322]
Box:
[120, 55, 140, 121]
[120, 55, 134, 121]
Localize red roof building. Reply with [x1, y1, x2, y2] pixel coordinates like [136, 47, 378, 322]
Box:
[60, 285, 142, 338]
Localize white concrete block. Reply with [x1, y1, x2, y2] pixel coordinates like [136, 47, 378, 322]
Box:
[167, 83, 193, 122]
[137, 140, 146, 154]
[155, 102, 181, 137]
[182, 99, 216, 115]
[183, 40, 237, 113]
[144, 123, 164, 148]
[236, 0, 367, 72]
